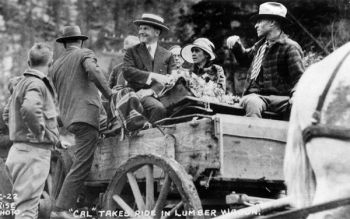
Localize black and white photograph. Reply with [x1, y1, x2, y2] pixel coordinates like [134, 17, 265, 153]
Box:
[0, 0, 350, 218]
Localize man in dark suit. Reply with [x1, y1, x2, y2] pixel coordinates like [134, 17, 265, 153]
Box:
[123, 13, 174, 123]
[49, 26, 112, 219]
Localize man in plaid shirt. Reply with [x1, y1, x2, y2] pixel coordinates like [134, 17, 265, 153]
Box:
[227, 2, 304, 118]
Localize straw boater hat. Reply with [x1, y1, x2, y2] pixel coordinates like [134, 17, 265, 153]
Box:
[250, 2, 290, 25]
[133, 13, 169, 32]
[181, 38, 216, 64]
[56, 26, 88, 43]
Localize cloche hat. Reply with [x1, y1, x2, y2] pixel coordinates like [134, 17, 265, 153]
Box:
[169, 45, 182, 55]
[250, 2, 290, 24]
[56, 26, 88, 43]
[181, 38, 216, 63]
[133, 13, 169, 32]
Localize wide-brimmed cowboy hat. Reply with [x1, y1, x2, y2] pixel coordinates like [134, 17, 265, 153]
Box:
[181, 38, 216, 64]
[56, 26, 88, 43]
[133, 13, 169, 32]
[250, 2, 291, 25]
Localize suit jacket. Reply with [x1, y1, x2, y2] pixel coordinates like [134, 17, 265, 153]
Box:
[49, 47, 111, 129]
[123, 43, 174, 95]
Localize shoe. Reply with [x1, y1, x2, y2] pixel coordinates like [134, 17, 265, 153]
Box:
[50, 210, 78, 219]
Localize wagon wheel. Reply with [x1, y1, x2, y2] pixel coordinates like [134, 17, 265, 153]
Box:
[103, 154, 203, 219]
[38, 149, 72, 219]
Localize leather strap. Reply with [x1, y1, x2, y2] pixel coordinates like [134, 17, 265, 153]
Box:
[312, 49, 350, 123]
[303, 49, 350, 143]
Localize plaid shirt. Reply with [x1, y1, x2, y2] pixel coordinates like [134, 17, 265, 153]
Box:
[233, 33, 305, 96]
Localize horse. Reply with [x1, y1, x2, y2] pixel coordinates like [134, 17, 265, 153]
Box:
[284, 42, 350, 219]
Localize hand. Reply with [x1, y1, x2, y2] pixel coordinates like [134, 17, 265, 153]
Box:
[289, 96, 294, 105]
[226, 35, 241, 49]
[136, 89, 154, 100]
[55, 141, 68, 149]
[150, 73, 169, 85]
[26, 129, 44, 142]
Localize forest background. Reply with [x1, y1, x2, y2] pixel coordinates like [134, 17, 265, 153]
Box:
[0, 0, 349, 104]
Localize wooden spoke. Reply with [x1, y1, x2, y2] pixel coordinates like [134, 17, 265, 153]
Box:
[153, 174, 171, 219]
[161, 201, 183, 219]
[145, 164, 155, 210]
[112, 195, 136, 217]
[127, 172, 146, 211]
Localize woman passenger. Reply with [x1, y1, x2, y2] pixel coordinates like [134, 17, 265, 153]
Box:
[181, 38, 226, 92]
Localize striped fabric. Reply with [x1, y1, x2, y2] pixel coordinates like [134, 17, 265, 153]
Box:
[250, 41, 268, 80]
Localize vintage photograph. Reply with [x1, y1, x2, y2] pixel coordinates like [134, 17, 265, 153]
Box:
[0, 0, 350, 218]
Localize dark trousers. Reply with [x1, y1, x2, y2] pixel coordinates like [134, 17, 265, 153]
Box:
[141, 96, 167, 123]
[55, 122, 98, 211]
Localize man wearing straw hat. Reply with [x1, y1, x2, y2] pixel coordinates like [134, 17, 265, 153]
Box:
[227, 2, 304, 118]
[49, 25, 112, 219]
[108, 35, 140, 89]
[123, 13, 175, 123]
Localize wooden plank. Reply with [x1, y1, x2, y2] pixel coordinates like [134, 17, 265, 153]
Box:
[89, 118, 220, 182]
[216, 114, 288, 181]
[219, 114, 288, 142]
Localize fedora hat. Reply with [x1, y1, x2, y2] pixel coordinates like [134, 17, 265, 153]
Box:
[250, 2, 290, 24]
[133, 13, 169, 32]
[56, 26, 88, 43]
[181, 38, 216, 64]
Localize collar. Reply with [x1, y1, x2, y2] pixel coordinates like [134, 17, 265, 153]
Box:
[23, 68, 56, 96]
[193, 61, 212, 74]
[66, 45, 81, 51]
[23, 68, 47, 79]
[145, 41, 157, 49]
[265, 32, 289, 47]
[145, 41, 158, 58]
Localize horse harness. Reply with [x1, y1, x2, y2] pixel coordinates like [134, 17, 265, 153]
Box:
[302, 49, 350, 143]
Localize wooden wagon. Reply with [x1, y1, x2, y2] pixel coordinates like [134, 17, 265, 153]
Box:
[0, 96, 288, 219]
[42, 96, 288, 219]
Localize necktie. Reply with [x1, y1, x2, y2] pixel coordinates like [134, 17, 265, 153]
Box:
[250, 41, 268, 80]
[147, 46, 152, 58]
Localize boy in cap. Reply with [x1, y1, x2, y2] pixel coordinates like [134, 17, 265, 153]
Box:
[4, 43, 59, 219]
[227, 2, 304, 118]
[123, 13, 175, 123]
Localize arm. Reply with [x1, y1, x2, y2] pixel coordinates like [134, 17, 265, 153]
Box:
[108, 66, 118, 89]
[123, 48, 169, 92]
[167, 54, 176, 74]
[287, 45, 305, 96]
[0, 106, 12, 149]
[2, 97, 10, 126]
[231, 43, 256, 67]
[20, 83, 45, 140]
[82, 52, 112, 100]
[213, 65, 226, 92]
[123, 48, 152, 85]
[227, 36, 255, 67]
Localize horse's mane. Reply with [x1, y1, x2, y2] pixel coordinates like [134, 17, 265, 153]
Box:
[284, 42, 350, 208]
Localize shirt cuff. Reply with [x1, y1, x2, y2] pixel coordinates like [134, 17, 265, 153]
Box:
[146, 73, 152, 85]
